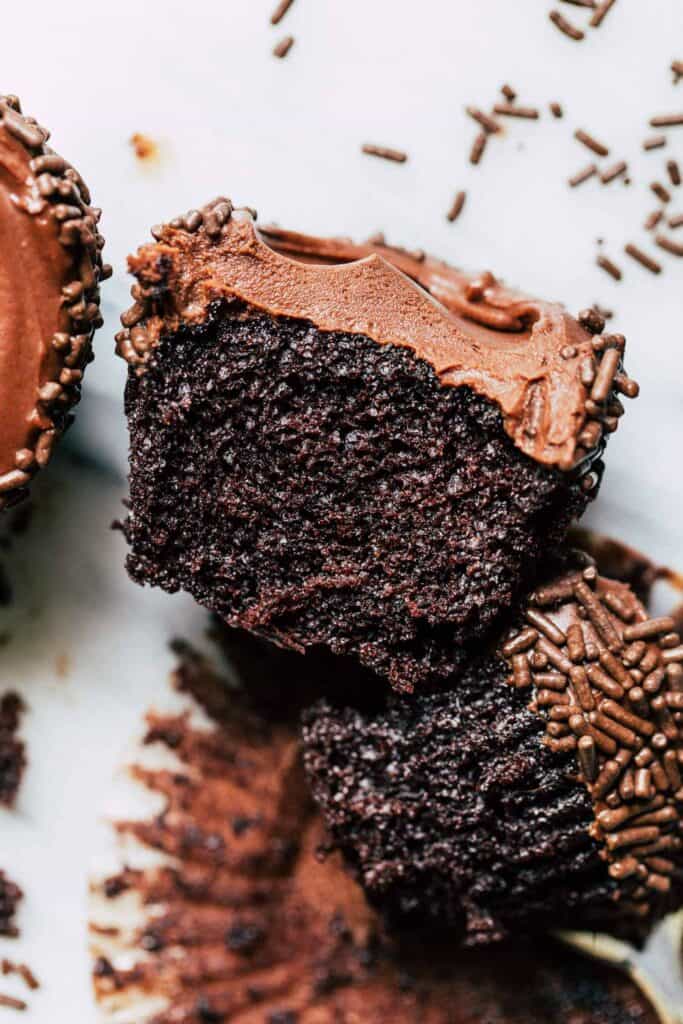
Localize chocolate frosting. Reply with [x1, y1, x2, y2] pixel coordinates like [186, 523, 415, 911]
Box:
[118, 199, 637, 472]
[0, 95, 108, 508]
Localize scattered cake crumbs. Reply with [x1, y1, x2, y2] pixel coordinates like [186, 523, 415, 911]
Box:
[0, 873, 22, 938]
[129, 132, 157, 162]
[0, 693, 26, 808]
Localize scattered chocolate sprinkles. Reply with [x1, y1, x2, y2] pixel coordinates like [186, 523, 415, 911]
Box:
[597, 253, 622, 280]
[466, 107, 501, 134]
[655, 234, 683, 257]
[469, 130, 488, 165]
[644, 210, 663, 231]
[575, 129, 610, 157]
[501, 83, 517, 101]
[270, 0, 295, 24]
[549, 10, 585, 40]
[600, 161, 627, 185]
[643, 135, 667, 151]
[667, 160, 681, 187]
[560, 0, 596, 6]
[649, 113, 683, 129]
[668, 213, 683, 229]
[446, 190, 466, 223]
[550, 102, 564, 118]
[0, 993, 26, 1012]
[362, 143, 408, 164]
[672, 61, 683, 83]
[273, 34, 295, 58]
[502, 564, 683, 924]
[651, 182, 671, 204]
[590, 0, 618, 28]
[569, 163, 598, 187]
[493, 103, 540, 120]
[1, 962, 39, 992]
[624, 243, 662, 275]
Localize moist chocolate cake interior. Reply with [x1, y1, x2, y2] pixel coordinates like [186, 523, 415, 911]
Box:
[124, 294, 586, 692]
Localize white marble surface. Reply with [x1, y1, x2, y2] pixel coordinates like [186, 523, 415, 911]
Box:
[1, 0, 682, 1019]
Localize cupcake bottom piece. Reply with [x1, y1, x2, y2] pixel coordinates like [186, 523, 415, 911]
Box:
[91, 644, 660, 1024]
[303, 555, 683, 947]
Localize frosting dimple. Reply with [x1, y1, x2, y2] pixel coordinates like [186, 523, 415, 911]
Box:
[117, 202, 637, 472]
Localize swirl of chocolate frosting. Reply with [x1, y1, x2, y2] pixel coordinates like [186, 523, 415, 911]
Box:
[0, 95, 109, 509]
[117, 200, 637, 472]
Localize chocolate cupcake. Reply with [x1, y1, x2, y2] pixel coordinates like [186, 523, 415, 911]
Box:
[0, 94, 108, 510]
[91, 644, 661, 1024]
[117, 201, 636, 692]
[303, 555, 683, 946]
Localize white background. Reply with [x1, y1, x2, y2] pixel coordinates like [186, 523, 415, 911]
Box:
[1, 0, 682, 1019]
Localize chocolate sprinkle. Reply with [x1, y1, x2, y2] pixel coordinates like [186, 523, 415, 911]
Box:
[667, 159, 681, 186]
[651, 181, 672, 203]
[600, 161, 627, 184]
[446, 190, 466, 223]
[643, 135, 667, 151]
[655, 234, 683, 257]
[273, 35, 295, 59]
[644, 210, 663, 231]
[650, 113, 683, 128]
[550, 101, 564, 118]
[469, 130, 488, 165]
[465, 107, 501, 134]
[270, 0, 294, 25]
[549, 10, 585, 40]
[597, 254, 622, 280]
[361, 143, 408, 164]
[492, 103, 540, 119]
[0, 993, 26, 1012]
[624, 244, 662, 275]
[569, 163, 598, 187]
[589, 0, 618, 28]
[575, 129, 610, 157]
[668, 213, 683, 228]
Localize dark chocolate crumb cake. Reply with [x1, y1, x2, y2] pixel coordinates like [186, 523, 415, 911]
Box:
[91, 643, 660, 1024]
[303, 555, 683, 945]
[118, 201, 637, 692]
[0, 94, 109, 509]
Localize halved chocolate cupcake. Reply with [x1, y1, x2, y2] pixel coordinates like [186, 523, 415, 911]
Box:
[0, 95, 109, 510]
[90, 643, 662, 1024]
[303, 553, 683, 946]
[117, 201, 636, 692]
